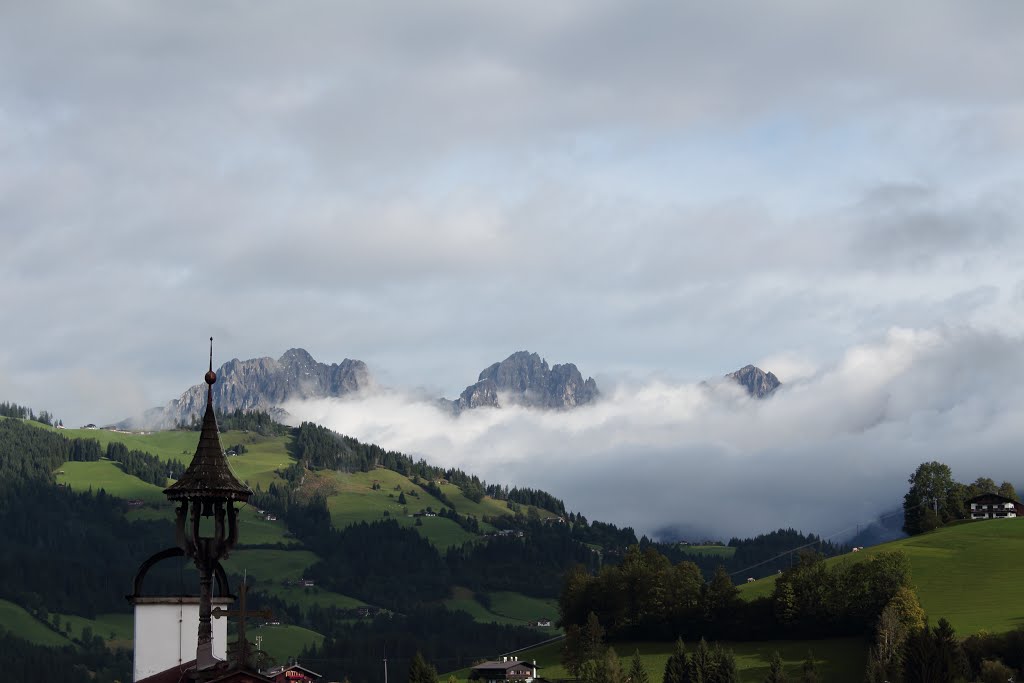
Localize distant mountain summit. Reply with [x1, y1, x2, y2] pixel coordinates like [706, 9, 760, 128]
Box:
[124, 348, 371, 429]
[725, 364, 781, 398]
[447, 351, 599, 413]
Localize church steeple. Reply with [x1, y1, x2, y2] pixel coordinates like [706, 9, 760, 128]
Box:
[165, 339, 251, 504]
[162, 339, 252, 673]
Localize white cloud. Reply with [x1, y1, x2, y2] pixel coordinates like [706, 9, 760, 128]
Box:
[286, 326, 1024, 540]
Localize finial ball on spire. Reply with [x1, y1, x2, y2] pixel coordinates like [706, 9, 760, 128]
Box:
[205, 336, 216, 384]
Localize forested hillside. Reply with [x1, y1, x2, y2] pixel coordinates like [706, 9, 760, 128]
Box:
[0, 410, 908, 682]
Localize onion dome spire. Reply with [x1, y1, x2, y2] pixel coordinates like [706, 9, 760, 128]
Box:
[164, 338, 252, 504]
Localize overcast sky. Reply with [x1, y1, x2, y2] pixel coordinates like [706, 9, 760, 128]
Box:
[2, 2, 1023, 537]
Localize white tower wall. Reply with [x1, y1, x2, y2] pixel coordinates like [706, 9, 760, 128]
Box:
[132, 596, 232, 682]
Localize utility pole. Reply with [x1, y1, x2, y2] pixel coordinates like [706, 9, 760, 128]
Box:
[383, 646, 388, 683]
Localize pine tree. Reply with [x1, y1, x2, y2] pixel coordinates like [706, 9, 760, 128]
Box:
[763, 651, 786, 683]
[799, 651, 818, 683]
[408, 652, 439, 683]
[628, 650, 649, 683]
[662, 639, 688, 683]
[710, 644, 739, 683]
[686, 639, 712, 683]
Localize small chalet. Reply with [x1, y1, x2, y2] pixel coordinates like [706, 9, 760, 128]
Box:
[263, 663, 322, 682]
[470, 659, 539, 683]
[967, 493, 1024, 520]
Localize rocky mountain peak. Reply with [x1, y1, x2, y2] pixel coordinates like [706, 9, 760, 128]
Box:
[726, 364, 781, 398]
[448, 351, 599, 413]
[122, 348, 371, 429]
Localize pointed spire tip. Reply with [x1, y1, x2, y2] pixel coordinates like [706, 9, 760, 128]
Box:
[205, 337, 217, 385]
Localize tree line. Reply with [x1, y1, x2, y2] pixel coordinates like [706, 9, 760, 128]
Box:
[0, 401, 59, 426]
[559, 545, 916, 644]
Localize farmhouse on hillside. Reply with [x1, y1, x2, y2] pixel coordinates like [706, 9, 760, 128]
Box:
[967, 492, 1024, 520]
[470, 658, 539, 683]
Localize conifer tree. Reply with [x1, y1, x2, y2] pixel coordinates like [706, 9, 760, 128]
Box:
[628, 650, 649, 683]
[662, 639, 687, 683]
[408, 652, 439, 683]
[710, 643, 739, 683]
[799, 651, 818, 683]
[685, 639, 712, 683]
[762, 651, 786, 683]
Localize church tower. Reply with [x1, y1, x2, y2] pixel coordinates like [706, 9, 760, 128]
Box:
[129, 340, 260, 682]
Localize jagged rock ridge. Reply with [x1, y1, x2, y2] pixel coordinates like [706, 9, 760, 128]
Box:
[448, 351, 599, 413]
[726, 364, 781, 398]
[125, 348, 371, 429]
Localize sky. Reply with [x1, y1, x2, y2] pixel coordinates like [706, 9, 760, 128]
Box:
[2, 2, 1024, 538]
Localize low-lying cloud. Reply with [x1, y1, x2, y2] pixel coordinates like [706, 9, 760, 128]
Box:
[286, 326, 1024, 541]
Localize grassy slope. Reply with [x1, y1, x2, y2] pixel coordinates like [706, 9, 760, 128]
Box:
[0, 598, 75, 647]
[318, 469, 480, 549]
[250, 623, 324, 665]
[442, 588, 560, 632]
[739, 518, 1024, 635]
[56, 459, 167, 503]
[447, 637, 865, 683]
[35, 424, 561, 632]
[50, 425, 513, 550]
[58, 612, 134, 649]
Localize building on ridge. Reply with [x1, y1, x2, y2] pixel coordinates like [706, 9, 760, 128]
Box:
[967, 492, 1024, 520]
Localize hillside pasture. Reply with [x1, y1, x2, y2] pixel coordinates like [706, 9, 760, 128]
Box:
[249, 623, 324, 665]
[0, 598, 74, 647]
[56, 459, 166, 503]
[318, 469, 479, 548]
[739, 518, 1024, 635]
[221, 549, 320, 585]
[56, 428, 202, 464]
[443, 587, 524, 626]
[487, 591, 559, 624]
[58, 612, 133, 648]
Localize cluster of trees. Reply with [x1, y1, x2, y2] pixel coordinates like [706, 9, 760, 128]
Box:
[771, 551, 914, 637]
[561, 547, 722, 640]
[903, 461, 1018, 535]
[560, 546, 914, 645]
[563, 615, 747, 683]
[183, 408, 290, 436]
[648, 529, 847, 585]
[0, 401, 58, 426]
[105, 442, 185, 486]
[863, 597, 1024, 681]
[481, 485, 567, 516]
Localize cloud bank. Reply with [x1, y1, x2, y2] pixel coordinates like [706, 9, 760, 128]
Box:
[288, 327, 1024, 540]
[1, 3, 1023, 428]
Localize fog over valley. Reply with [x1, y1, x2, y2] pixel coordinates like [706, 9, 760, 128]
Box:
[287, 325, 1024, 541]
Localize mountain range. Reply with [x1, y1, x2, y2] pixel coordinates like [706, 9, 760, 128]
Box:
[123, 348, 779, 428]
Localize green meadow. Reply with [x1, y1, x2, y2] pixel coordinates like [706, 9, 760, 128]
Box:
[248, 623, 324, 666]
[56, 459, 167, 503]
[442, 588, 560, 630]
[221, 549, 320, 584]
[57, 612, 134, 648]
[0, 598, 74, 647]
[739, 518, 1024, 635]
